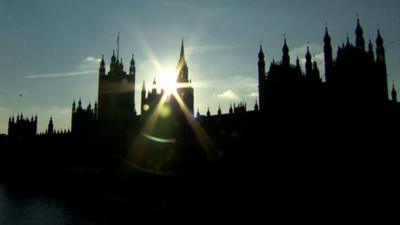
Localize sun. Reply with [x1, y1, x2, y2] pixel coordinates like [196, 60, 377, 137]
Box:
[158, 67, 178, 95]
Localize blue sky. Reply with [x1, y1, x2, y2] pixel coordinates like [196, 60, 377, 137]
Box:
[1, 0, 400, 133]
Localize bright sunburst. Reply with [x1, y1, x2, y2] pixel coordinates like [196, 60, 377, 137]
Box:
[158, 67, 178, 95]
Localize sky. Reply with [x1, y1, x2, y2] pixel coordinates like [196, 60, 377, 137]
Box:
[1, 0, 400, 133]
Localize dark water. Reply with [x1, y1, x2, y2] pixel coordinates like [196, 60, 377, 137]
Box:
[0, 181, 116, 225]
[0, 177, 167, 225]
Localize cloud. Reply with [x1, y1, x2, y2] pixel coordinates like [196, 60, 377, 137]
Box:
[25, 70, 97, 79]
[25, 56, 101, 79]
[217, 90, 239, 100]
[249, 92, 258, 97]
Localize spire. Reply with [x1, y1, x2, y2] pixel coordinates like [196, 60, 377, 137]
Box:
[153, 77, 156, 85]
[229, 104, 233, 114]
[217, 104, 222, 116]
[196, 108, 200, 118]
[180, 38, 185, 62]
[254, 99, 259, 112]
[206, 107, 211, 117]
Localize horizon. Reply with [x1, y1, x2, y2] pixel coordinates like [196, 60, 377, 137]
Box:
[1, 0, 400, 133]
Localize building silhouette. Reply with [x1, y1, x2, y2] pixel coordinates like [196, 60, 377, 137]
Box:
[3, 18, 399, 175]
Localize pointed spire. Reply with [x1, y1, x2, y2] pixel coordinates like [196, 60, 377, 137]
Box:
[153, 77, 156, 85]
[180, 38, 185, 61]
[206, 107, 211, 117]
[217, 104, 222, 116]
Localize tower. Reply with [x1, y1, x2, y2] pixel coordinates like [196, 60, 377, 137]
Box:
[97, 35, 136, 125]
[324, 27, 334, 83]
[176, 39, 194, 114]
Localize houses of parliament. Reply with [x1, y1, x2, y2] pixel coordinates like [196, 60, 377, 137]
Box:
[2, 19, 399, 174]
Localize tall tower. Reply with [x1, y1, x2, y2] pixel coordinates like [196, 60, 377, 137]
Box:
[324, 27, 334, 83]
[176, 39, 194, 114]
[376, 30, 389, 101]
[258, 45, 266, 111]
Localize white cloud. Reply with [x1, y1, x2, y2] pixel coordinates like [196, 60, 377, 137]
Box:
[25, 70, 97, 79]
[79, 56, 102, 70]
[249, 92, 258, 97]
[25, 56, 101, 79]
[217, 90, 239, 100]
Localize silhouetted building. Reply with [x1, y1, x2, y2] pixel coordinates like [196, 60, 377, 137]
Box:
[8, 114, 37, 138]
[258, 19, 388, 111]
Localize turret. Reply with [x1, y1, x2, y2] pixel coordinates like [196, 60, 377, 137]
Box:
[313, 61, 320, 81]
[99, 55, 106, 76]
[72, 100, 76, 113]
[282, 38, 290, 67]
[324, 27, 334, 83]
[141, 80, 146, 115]
[391, 84, 397, 102]
[376, 30, 389, 101]
[206, 107, 211, 117]
[47, 117, 54, 135]
[129, 54, 136, 76]
[110, 50, 117, 72]
[355, 18, 365, 51]
[217, 105, 222, 116]
[254, 100, 259, 112]
[305, 46, 313, 79]
[258, 44, 266, 111]
[368, 40, 375, 61]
